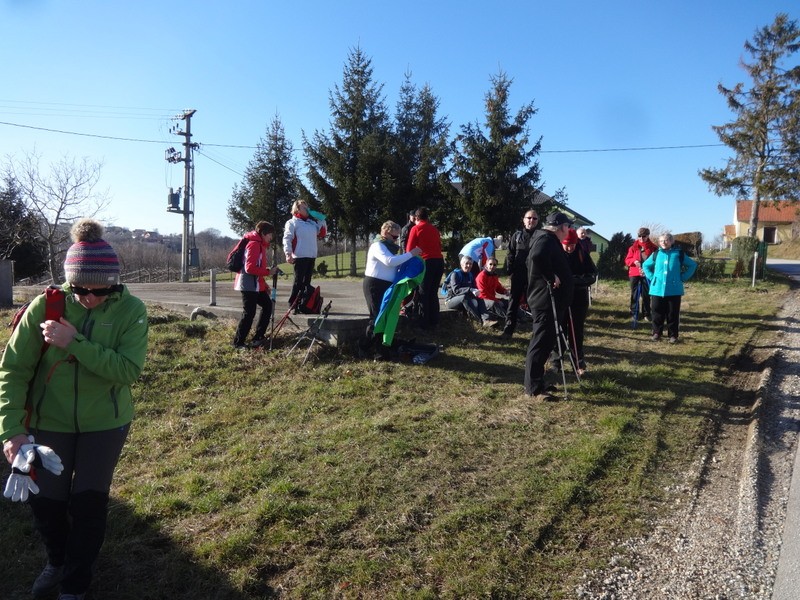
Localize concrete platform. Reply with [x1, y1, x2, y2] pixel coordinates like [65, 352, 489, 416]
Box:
[12, 277, 425, 347]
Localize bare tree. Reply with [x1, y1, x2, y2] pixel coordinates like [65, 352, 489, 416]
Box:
[5, 150, 109, 282]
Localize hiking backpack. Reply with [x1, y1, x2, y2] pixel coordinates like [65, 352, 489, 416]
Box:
[225, 237, 248, 273]
[6, 285, 66, 355]
[296, 285, 323, 314]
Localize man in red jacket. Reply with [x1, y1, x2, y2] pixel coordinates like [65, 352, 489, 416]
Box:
[624, 227, 657, 321]
[405, 207, 444, 330]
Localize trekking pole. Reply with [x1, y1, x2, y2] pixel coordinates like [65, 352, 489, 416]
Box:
[631, 280, 641, 330]
[269, 246, 280, 351]
[548, 284, 569, 400]
[566, 307, 583, 382]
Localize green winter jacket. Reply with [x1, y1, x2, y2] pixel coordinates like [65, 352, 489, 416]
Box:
[0, 284, 148, 441]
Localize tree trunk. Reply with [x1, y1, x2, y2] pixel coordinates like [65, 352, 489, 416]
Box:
[349, 233, 358, 276]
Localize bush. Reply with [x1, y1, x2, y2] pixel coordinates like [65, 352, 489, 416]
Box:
[597, 232, 633, 280]
[730, 236, 760, 277]
[693, 258, 726, 281]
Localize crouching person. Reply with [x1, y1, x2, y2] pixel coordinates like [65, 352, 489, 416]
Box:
[444, 255, 499, 327]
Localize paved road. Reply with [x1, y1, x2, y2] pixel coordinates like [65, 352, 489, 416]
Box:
[120, 277, 369, 320]
[766, 259, 800, 600]
[767, 257, 800, 282]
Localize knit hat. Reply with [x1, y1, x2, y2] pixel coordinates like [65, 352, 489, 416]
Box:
[562, 228, 579, 245]
[64, 220, 120, 286]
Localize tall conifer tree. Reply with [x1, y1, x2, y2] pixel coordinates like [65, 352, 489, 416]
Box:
[451, 71, 543, 238]
[303, 47, 394, 275]
[700, 13, 800, 237]
[228, 115, 299, 238]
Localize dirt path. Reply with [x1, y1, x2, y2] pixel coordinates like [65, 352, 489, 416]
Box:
[577, 287, 800, 599]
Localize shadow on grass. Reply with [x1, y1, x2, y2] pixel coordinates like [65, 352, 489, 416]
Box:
[0, 497, 272, 600]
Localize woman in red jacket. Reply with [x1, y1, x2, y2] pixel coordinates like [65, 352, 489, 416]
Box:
[624, 227, 657, 321]
[233, 221, 274, 349]
[475, 257, 509, 319]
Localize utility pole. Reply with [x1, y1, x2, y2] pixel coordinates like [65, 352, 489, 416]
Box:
[165, 109, 199, 282]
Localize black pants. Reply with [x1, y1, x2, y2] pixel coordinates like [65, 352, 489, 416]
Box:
[524, 308, 556, 395]
[564, 287, 590, 367]
[629, 276, 651, 318]
[418, 258, 444, 329]
[234, 290, 273, 345]
[651, 295, 682, 338]
[362, 276, 392, 337]
[28, 426, 129, 595]
[289, 257, 316, 305]
[504, 270, 527, 334]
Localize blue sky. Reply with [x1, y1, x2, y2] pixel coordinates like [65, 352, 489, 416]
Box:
[1, 0, 796, 244]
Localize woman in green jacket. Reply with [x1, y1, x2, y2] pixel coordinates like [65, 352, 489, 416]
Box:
[1, 219, 148, 600]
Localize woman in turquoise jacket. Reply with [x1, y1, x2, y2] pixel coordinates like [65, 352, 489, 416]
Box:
[1, 220, 148, 600]
[642, 232, 697, 343]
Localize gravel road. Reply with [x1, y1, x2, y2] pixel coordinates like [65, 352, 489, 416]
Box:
[576, 287, 800, 599]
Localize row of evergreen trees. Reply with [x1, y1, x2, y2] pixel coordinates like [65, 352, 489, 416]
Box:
[227, 47, 559, 276]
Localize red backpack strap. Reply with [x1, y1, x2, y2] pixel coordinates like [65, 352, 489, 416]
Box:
[39, 286, 66, 353]
[44, 286, 66, 323]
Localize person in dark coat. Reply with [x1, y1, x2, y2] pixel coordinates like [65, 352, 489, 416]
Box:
[562, 228, 597, 375]
[502, 209, 539, 337]
[524, 212, 574, 400]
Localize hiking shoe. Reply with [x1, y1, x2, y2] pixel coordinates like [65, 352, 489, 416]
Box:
[248, 338, 267, 348]
[482, 318, 498, 328]
[32, 563, 63, 598]
[668, 336, 678, 344]
[651, 333, 661, 341]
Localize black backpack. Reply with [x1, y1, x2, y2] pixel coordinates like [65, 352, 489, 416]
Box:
[297, 285, 323, 314]
[225, 238, 248, 273]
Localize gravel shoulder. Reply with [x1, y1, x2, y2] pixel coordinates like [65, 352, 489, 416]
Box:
[577, 286, 800, 599]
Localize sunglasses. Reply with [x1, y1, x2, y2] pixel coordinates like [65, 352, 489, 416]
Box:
[69, 285, 120, 297]
[524, 216, 538, 220]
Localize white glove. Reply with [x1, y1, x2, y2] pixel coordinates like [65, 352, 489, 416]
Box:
[20, 437, 64, 476]
[3, 451, 40, 502]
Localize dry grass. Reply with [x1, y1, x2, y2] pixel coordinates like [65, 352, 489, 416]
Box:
[0, 275, 788, 599]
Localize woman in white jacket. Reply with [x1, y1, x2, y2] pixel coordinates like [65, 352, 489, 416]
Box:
[282, 200, 326, 308]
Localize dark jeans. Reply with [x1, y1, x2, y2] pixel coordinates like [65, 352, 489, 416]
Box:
[629, 276, 651, 317]
[445, 292, 489, 322]
[504, 270, 527, 334]
[234, 290, 273, 345]
[419, 258, 444, 329]
[564, 287, 590, 366]
[524, 308, 556, 395]
[289, 257, 315, 305]
[29, 426, 129, 595]
[651, 295, 682, 338]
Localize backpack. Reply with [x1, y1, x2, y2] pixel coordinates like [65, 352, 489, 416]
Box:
[651, 248, 685, 268]
[7, 286, 66, 355]
[440, 270, 457, 297]
[296, 285, 323, 314]
[225, 237, 248, 273]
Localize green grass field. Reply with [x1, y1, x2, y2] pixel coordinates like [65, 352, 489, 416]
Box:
[0, 274, 791, 599]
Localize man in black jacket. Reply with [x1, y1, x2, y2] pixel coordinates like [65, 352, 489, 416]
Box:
[524, 212, 575, 400]
[502, 209, 539, 337]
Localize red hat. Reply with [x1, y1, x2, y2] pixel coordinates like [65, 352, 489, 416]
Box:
[563, 228, 579, 245]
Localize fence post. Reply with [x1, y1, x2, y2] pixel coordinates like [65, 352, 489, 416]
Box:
[209, 269, 217, 306]
[752, 252, 758, 287]
[0, 260, 13, 307]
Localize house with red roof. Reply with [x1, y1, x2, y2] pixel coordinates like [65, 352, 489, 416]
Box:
[725, 200, 799, 244]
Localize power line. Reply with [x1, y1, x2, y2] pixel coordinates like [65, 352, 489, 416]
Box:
[0, 118, 726, 154]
